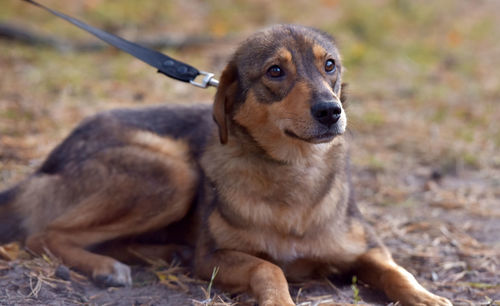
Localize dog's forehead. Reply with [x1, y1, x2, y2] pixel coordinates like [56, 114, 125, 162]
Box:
[234, 25, 338, 69]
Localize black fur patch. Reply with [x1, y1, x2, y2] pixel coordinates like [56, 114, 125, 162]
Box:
[0, 186, 25, 244]
[0, 187, 17, 207]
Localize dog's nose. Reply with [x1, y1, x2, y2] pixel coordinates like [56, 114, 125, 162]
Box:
[311, 101, 342, 127]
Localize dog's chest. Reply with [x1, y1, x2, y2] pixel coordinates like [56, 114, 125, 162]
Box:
[208, 176, 354, 262]
[250, 230, 315, 262]
[220, 158, 347, 230]
[209, 207, 361, 267]
[204, 139, 354, 262]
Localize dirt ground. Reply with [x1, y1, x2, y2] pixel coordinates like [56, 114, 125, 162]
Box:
[1, 0, 499, 305]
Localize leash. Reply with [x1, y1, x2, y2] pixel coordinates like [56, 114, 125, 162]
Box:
[22, 0, 219, 88]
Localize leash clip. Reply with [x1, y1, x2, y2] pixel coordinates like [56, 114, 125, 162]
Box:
[190, 71, 219, 88]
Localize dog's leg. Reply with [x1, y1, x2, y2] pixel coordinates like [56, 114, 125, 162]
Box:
[196, 250, 294, 306]
[24, 137, 197, 287]
[27, 230, 133, 287]
[25, 183, 195, 287]
[353, 247, 452, 306]
[25, 189, 194, 287]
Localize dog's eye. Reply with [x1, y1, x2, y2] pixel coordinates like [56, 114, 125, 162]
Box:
[325, 59, 336, 73]
[267, 65, 284, 78]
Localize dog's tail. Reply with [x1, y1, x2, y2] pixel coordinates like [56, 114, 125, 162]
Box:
[0, 185, 25, 244]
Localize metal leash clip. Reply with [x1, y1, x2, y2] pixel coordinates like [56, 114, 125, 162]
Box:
[190, 71, 219, 88]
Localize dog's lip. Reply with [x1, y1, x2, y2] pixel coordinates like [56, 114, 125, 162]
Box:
[284, 129, 337, 143]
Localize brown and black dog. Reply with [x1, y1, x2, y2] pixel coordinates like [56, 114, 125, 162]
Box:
[0, 25, 451, 305]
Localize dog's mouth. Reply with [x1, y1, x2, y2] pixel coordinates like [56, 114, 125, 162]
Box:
[285, 129, 338, 143]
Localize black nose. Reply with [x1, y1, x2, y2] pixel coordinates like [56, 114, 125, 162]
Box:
[311, 101, 342, 127]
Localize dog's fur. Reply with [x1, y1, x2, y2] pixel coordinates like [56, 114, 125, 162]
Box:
[0, 25, 451, 305]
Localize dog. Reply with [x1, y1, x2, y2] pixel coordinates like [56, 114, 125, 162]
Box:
[0, 25, 451, 305]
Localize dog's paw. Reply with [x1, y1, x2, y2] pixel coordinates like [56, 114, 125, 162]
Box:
[260, 294, 295, 306]
[382, 265, 452, 306]
[93, 261, 132, 288]
[397, 289, 452, 306]
[261, 300, 295, 306]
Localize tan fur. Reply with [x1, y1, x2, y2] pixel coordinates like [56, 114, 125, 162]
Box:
[277, 47, 293, 63]
[128, 130, 191, 159]
[233, 84, 335, 163]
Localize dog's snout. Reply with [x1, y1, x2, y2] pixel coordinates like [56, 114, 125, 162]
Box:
[311, 101, 342, 127]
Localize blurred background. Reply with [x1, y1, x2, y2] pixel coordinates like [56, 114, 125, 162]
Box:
[0, 0, 499, 304]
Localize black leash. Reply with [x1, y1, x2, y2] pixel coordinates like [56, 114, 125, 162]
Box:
[22, 0, 219, 88]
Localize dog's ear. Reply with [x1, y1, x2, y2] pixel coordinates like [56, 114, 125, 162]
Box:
[340, 82, 348, 105]
[213, 60, 238, 144]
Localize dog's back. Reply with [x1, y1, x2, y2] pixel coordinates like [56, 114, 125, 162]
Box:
[40, 104, 214, 174]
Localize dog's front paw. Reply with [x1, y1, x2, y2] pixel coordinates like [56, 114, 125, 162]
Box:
[397, 288, 452, 306]
[261, 299, 295, 306]
[381, 265, 452, 306]
[93, 260, 132, 287]
[260, 290, 295, 306]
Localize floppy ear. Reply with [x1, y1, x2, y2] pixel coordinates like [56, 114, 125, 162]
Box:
[213, 60, 238, 144]
[340, 82, 348, 105]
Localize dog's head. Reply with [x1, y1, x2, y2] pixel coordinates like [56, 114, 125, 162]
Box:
[213, 25, 347, 161]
